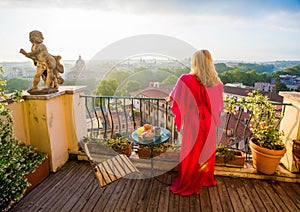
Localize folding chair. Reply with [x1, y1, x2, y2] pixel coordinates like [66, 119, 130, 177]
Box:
[80, 141, 140, 188]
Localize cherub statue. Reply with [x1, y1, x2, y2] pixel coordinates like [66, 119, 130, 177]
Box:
[20, 30, 64, 93]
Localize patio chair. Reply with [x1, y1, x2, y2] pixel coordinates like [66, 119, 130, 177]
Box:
[80, 141, 140, 188]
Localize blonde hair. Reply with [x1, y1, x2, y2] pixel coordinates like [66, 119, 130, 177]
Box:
[190, 49, 221, 87]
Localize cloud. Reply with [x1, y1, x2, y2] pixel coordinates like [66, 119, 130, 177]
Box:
[265, 11, 300, 32]
[2, 0, 299, 32]
[1, 0, 299, 61]
[2, 0, 299, 15]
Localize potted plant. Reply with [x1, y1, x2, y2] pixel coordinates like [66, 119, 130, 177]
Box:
[0, 69, 48, 211]
[105, 137, 133, 157]
[292, 139, 300, 170]
[215, 144, 245, 167]
[163, 144, 181, 161]
[137, 142, 170, 159]
[240, 90, 286, 174]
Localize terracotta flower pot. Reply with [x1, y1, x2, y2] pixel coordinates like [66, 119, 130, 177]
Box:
[292, 139, 300, 170]
[112, 142, 132, 157]
[25, 157, 50, 194]
[250, 140, 286, 175]
[215, 150, 245, 167]
[137, 147, 166, 159]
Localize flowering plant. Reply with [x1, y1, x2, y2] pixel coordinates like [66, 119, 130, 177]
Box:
[0, 67, 47, 210]
[250, 121, 284, 150]
[239, 90, 285, 150]
[223, 94, 239, 115]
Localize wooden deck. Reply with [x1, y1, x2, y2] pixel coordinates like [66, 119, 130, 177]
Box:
[10, 159, 300, 212]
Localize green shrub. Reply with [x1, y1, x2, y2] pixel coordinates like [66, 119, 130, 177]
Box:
[0, 67, 46, 211]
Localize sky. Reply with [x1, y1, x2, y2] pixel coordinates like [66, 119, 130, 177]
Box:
[0, 0, 300, 62]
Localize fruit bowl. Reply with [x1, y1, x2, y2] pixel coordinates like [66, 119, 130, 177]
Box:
[142, 135, 154, 141]
[141, 130, 154, 142]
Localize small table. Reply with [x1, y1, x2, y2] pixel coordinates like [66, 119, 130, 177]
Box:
[131, 127, 171, 199]
[131, 127, 171, 146]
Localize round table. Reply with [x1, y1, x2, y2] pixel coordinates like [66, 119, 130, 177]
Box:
[131, 127, 171, 146]
[130, 127, 171, 199]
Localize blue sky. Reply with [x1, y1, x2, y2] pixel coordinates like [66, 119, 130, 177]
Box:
[0, 0, 299, 62]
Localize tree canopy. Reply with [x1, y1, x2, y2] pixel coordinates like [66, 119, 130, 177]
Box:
[95, 78, 119, 96]
[5, 78, 30, 93]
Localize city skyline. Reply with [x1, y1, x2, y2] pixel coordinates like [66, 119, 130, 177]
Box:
[0, 0, 299, 62]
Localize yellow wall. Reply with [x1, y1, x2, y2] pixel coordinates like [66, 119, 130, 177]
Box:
[62, 87, 87, 152]
[279, 91, 300, 172]
[8, 86, 87, 172]
[7, 101, 30, 145]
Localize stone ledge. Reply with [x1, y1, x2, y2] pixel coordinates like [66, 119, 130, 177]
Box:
[215, 162, 300, 183]
[22, 86, 87, 100]
[279, 91, 300, 103]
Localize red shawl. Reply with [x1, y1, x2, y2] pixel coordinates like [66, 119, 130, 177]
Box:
[170, 74, 224, 196]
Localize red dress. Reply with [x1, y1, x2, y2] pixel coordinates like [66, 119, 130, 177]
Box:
[169, 74, 224, 196]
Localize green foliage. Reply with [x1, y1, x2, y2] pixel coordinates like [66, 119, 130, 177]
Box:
[273, 76, 289, 94]
[0, 66, 4, 80]
[115, 87, 129, 96]
[216, 144, 236, 163]
[104, 137, 132, 151]
[236, 63, 275, 73]
[171, 67, 190, 77]
[215, 63, 233, 73]
[272, 65, 300, 77]
[97, 68, 176, 97]
[224, 90, 285, 150]
[63, 78, 97, 95]
[219, 68, 272, 86]
[138, 142, 170, 153]
[161, 75, 178, 85]
[5, 78, 30, 93]
[124, 80, 142, 93]
[0, 67, 47, 210]
[0, 138, 47, 210]
[217, 63, 299, 87]
[95, 78, 119, 96]
[107, 70, 132, 84]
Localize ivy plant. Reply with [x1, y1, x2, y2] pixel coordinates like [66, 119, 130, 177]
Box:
[0, 67, 47, 211]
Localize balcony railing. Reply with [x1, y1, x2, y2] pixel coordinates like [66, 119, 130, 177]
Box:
[81, 95, 292, 161]
[223, 101, 292, 160]
[81, 95, 178, 143]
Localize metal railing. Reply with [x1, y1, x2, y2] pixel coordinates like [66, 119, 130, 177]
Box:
[222, 100, 292, 160]
[81, 95, 179, 144]
[81, 95, 292, 161]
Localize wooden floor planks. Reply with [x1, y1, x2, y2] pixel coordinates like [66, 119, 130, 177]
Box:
[10, 159, 300, 212]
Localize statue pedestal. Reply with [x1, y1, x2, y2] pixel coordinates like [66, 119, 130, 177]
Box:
[27, 87, 58, 95]
[9, 86, 87, 172]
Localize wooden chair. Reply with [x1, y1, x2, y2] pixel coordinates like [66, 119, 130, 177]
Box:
[80, 141, 140, 188]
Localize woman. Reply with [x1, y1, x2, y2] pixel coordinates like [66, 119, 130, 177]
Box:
[166, 49, 224, 196]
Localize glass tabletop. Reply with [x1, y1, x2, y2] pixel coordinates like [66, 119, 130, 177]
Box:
[131, 127, 171, 145]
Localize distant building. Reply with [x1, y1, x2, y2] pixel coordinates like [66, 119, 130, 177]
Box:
[6, 67, 26, 79]
[271, 74, 299, 89]
[130, 81, 178, 142]
[225, 82, 247, 88]
[224, 85, 283, 103]
[149, 81, 160, 88]
[254, 82, 273, 92]
[279, 74, 297, 85]
[66, 55, 95, 80]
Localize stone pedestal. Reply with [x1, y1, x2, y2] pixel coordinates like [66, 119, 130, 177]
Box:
[279, 92, 300, 172]
[8, 86, 87, 172]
